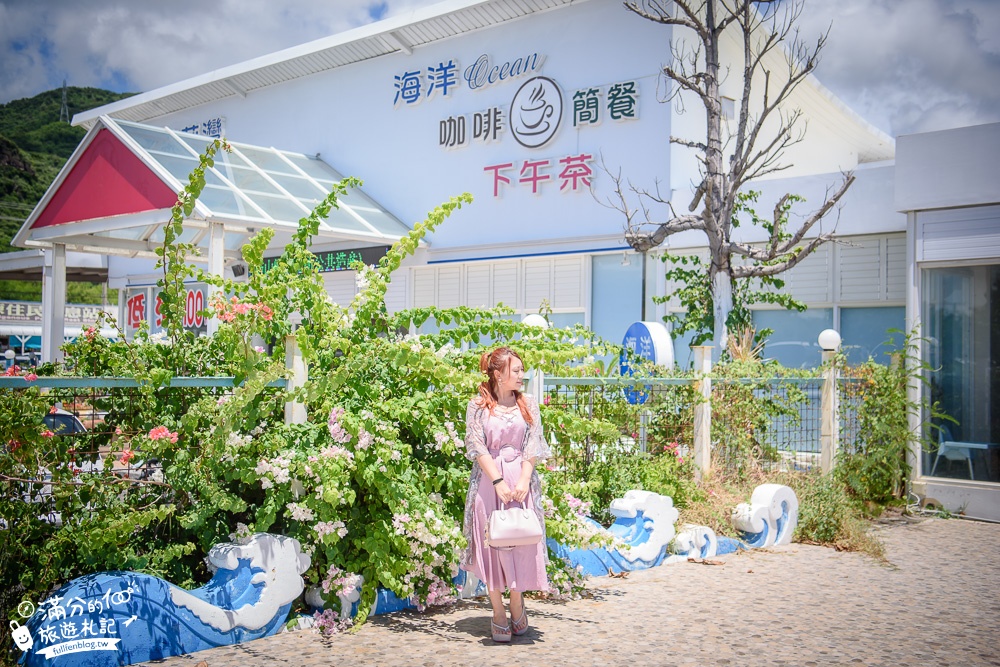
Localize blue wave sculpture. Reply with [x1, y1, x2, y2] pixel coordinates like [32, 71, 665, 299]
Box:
[17, 534, 309, 667]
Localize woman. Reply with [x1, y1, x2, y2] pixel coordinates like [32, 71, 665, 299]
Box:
[461, 346, 551, 643]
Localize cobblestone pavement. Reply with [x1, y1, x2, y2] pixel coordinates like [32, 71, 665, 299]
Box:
[142, 517, 1000, 667]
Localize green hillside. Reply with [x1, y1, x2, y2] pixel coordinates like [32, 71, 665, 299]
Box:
[0, 87, 134, 303]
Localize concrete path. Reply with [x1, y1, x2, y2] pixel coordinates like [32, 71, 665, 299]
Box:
[141, 517, 1000, 667]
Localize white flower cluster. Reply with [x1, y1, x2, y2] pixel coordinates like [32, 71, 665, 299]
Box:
[287, 502, 315, 522]
[255, 454, 291, 489]
[228, 522, 253, 545]
[314, 520, 348, 540]
[392, 505, 464, 611]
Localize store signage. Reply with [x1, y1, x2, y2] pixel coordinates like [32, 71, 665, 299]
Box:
[260, 245, 390, 274]
[392, 48, 640, 196]
[620, 321, 674, 404]
[392, 53, 544, 106]
[0, 301, 114, 325]
[177, 117, 226, 138]
[124, 284, 208, 339]
[464, 53, 544, 91]
[509, 77, 562, 148]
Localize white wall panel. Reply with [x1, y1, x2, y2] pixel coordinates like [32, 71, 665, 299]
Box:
[412, 267, 436, 308]
[917, 205, 1000, 263]
[885, 236, 907, 301]
[492, 262, 519, 309]
[839, 239, 881, 301]
[785, 244, 832, 303]
[384, 270, 407, 314]
[523, 259, 552, 311]
[552, 256, 584, 309]
[465, 264, 491, 308]
[324, 271, 357, 306]
[436, 266, 462, 308]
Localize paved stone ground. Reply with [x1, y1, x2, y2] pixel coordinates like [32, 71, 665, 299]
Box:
[141, 517, 1000, 667]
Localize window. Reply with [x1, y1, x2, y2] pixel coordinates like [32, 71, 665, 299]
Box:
[921, 265, 1000, 482]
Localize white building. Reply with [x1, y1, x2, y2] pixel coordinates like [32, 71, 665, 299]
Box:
[8, 0, 994, 514]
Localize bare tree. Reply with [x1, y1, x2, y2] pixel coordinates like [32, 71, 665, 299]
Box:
[605, 0, 855, 354]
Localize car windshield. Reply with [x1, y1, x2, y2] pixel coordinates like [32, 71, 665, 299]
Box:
[43, 413, 86, 435]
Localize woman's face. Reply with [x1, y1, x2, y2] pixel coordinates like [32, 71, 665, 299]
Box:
[496, 357, 525, 393]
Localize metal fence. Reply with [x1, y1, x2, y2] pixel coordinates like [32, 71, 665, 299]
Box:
[540, 372, 861, 476]
[0, 377, 285, 521]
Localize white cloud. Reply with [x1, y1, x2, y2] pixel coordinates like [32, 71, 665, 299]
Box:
[0, 0, 439, 104]
[795, 0, 1000, 135]
[2, 0, 998, 138]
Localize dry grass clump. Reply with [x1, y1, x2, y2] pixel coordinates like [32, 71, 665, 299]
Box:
[679, 470, 886, 561]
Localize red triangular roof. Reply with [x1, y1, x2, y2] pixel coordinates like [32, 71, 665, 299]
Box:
[31, 128, 177, 229]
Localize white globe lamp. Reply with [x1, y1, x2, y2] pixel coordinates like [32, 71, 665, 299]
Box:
[817, 329, 841, 352]
[521, 313, 549, 329]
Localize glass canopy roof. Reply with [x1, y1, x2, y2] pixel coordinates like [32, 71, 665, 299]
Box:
[114, 119, 411, 242]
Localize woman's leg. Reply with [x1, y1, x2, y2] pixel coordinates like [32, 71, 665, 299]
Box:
[488, 589, 508, 627]
[508, 589, 523, 619]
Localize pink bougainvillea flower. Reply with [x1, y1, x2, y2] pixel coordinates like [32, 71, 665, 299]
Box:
[24, 373, 37, 382]
[119, 449, 135, 465]
[148, 426, 179, 443]
[41, 430, 55, 438]
[49, 406, 58, 414]
[115, 426, 123, 435]
[543, 395, 550, 406]
[256, 304, 274, 321]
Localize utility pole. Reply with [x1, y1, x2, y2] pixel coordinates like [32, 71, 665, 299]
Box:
[59, 80, 69, 123]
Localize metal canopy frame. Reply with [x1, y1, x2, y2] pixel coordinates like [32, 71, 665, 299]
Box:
[13, 116, 413, 262]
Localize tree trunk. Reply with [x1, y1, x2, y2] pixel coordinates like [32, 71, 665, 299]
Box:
[712, 268, 733, 357]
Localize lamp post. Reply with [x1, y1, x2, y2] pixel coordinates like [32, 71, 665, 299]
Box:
[818, 329, 841, 474]
[4, 348, 15, 370]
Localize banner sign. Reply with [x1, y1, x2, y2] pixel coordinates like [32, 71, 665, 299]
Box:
[0, 301, 114, 325]
[124, 284, 208, 339]
[260, 246, 390, 274]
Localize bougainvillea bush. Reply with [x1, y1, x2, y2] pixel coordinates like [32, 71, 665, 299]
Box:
[0, 141, 628, 639]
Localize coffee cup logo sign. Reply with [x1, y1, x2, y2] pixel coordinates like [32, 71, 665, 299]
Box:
[391, 49, 640, 197]
[509, 77, 562, 149]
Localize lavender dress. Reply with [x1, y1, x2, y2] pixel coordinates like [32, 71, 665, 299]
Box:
[460, 394, 552, 592]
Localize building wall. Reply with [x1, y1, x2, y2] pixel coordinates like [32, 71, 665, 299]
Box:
[145, 0, 673, 254]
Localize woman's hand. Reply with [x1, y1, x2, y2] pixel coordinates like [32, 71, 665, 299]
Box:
[494, 480, 513, 504]
[512, 477, 530, 503]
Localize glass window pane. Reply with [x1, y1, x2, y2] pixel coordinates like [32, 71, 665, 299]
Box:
[284, 154, 342, 181]
[243, 193, 309, 221]
[321, 207, 376, 233]
[269, 174, 326, 199]
[199, 186, 253, 217]
[120, 124, 191, 156]
[349, 208, 408, 236]
[754, 308, 833, 368]
[214, 166, 281, 194]
[840, 306, 905, 365]
[921, 265, 1000, 482]
[235, 146, 297, 174]
[151, 154, 200, 182]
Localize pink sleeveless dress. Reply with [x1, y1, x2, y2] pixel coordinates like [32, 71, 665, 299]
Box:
[460, 394, 551, 592]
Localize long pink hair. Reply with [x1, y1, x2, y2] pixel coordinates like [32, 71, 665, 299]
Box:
[477, 346, 532, 424]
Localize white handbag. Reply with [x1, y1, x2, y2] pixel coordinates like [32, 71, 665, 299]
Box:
[487, 501, 543, 548]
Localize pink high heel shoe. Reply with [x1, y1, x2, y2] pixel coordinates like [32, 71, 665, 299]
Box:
[491, 618, 511, 643]
[511, 608, 529, 636]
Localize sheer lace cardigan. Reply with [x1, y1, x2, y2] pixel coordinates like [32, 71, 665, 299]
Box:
[460, 393, 552, 570]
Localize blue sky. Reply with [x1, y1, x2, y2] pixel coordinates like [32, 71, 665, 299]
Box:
[1, 0, 998, 137]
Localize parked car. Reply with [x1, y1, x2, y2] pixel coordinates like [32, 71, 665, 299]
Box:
[43, 408, 87, 436]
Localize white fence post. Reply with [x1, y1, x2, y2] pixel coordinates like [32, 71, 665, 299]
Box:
[284, 324, 307, 425]
[820, 349, 840, 474]
[692, 345, 713, 479]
